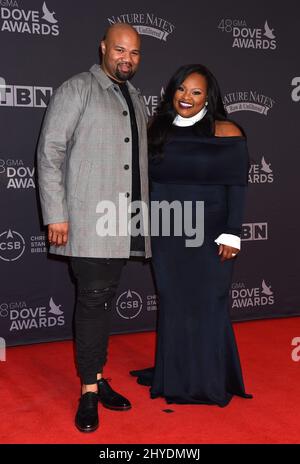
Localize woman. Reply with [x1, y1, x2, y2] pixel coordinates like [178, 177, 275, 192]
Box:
[131, 64, 252, 406]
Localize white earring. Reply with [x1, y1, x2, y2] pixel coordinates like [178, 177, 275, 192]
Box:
[205, 101, 208, 106]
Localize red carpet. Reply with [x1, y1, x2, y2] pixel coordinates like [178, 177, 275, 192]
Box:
[0, 317, 300, 444]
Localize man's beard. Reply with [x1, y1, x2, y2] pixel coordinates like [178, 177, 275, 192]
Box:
[115, 63, 135, 82]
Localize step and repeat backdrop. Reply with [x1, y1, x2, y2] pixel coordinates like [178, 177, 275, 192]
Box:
[0, 0, 299, 346]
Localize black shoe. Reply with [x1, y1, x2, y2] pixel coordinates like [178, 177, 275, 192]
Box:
[97, 378, 131, 411]
[75, 392, 99, 432]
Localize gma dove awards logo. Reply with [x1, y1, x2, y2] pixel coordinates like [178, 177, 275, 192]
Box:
[231, 280, 274, 310]
[218, 18, 276, 50]
[0, 1, 59, 36]
[142, 86, 165, 117]
[0, 158, 35, 189]
[248, 156, 274, 184]
[107, 13, 175, 41]
[0, 297, 65, 331]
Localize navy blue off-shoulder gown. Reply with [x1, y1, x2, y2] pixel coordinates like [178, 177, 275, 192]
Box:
[132, 126, 252, 407]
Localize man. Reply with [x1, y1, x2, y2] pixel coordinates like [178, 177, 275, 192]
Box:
[37, 23, 150, 432]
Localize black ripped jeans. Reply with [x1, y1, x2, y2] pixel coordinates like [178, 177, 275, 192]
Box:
[70, 257, 125, 385]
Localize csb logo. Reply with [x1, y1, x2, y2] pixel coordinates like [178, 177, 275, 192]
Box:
[116, 290, 143, 319]
[0, 229, 25, 261]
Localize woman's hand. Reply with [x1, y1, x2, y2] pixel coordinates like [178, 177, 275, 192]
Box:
[218, 244, 239, 262]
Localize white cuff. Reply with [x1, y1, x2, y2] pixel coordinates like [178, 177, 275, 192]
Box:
[214, 233, 241, 250]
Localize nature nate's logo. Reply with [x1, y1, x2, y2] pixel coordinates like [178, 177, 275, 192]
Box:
[223, 91, 275, 115]
[107, 13, 175, 41]
[0, 1, 59, 36]
[218, 18, 276, 50]
[231, 280, 274, 310]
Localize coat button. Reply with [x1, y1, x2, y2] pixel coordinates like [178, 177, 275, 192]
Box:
[114, 86, 119, 91]
[125, 192, 130, 198]
[124, 137, 130, 143]
[124, 164, 129, 170]
[123, 110, 128, 116]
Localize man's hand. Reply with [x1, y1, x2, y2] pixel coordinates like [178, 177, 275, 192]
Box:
[48, 222, 69, 246]
[218, 244, 239, 262]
